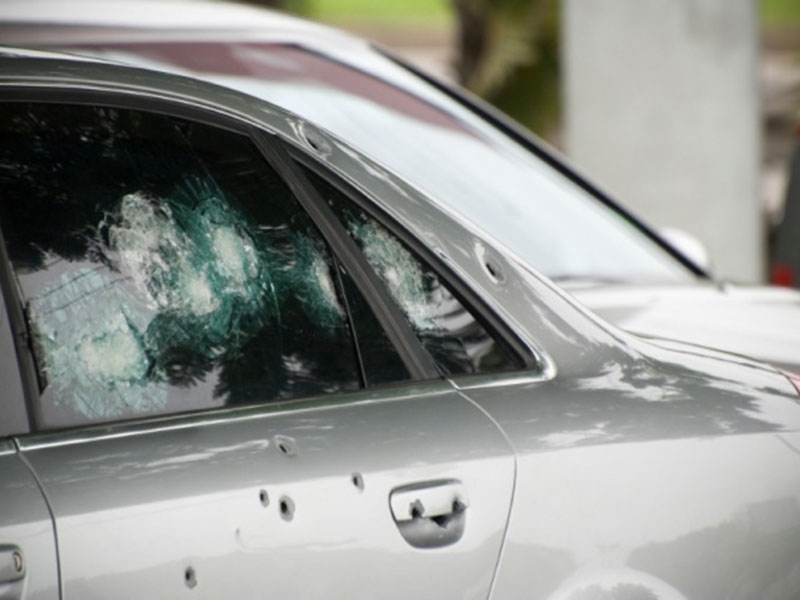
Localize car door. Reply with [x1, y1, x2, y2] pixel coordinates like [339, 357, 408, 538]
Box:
[0, 260, 59, 600]
[0, 92, 516, 599]
[0, 443, 58, 600]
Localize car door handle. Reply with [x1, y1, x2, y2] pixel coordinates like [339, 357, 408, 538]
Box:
[0, 545, 25, 599]
[389, 480, 468, 548]
[0, 546, 24, 583]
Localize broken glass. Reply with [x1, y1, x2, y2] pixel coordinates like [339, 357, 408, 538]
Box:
[0, 103, 360, 428]
[299, 167, 523, 376]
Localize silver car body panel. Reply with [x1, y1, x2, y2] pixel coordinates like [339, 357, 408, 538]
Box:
[0, 50, 799, 599]
[461, 340, 800, 599]
[570, 282, 800, 373]
[18, 383, 516, 599]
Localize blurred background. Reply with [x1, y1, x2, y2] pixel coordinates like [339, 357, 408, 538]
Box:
[238, 0, 800, 286]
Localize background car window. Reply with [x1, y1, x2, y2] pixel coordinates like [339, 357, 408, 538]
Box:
[301, 167, 523, 377]
[0, 103, 360, 429]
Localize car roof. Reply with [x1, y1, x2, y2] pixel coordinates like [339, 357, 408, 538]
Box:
[0, 45, 107, 62]
[0, 44, 294, 122]
[0, 0, 360, 46]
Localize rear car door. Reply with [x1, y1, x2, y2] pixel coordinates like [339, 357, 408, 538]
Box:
[0, 92, 516, 599]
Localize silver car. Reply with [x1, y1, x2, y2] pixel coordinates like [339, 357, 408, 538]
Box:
[1, 47, 800, 600]
[3, 0, 800, 372]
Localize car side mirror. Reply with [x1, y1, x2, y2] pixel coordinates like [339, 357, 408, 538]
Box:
[659, 227, 713, 274]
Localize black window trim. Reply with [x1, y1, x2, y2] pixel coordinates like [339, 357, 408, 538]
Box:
[283, 143, 539, 374]
[0, 224, 34, 436]
[253, 130, 441, 381]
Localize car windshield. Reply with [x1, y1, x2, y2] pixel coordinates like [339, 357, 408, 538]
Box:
[54, 40, 696, 285]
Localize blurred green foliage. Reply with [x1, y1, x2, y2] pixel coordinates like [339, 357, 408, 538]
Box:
[293, 0, 449, 23]
[762, 0, 800, 27]
[288, 0, 559, 138]
[452, 0, 559, 138]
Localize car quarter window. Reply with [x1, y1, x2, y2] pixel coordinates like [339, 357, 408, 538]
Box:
[298, 166, 524, 377]
[0, 102, 366, 430]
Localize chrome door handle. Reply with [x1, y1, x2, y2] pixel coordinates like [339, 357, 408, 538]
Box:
[0, 545, 25, 600]
[389, 480, 468, 548]
[0, 546, 24, 583]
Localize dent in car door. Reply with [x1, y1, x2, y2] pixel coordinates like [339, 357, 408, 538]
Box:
[0, 441, 58, 600]
[20, 385, 514, 599]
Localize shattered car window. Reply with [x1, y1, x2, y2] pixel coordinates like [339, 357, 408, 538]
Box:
[0, 103, 360, 429]
[301, 167, 523, 377]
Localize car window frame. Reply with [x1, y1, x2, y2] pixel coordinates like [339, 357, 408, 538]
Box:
[284, 143, 540, 374]
[0, 84, 443, 433]
[0, 224, 32, 436]
[252, 130, 441, 380]
[0, 80, 541, 436]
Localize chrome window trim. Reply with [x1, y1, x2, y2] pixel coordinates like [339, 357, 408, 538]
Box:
[15, 380, 455, 451]
[448, 358, 557, 392]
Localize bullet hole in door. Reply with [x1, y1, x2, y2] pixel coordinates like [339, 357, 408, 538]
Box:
[351, 472, 365, 492]
[274, 435, 297, 457]
[259, 489, 269, 507]
[184, 566, 197, 589]
[279, 496, 295, 521]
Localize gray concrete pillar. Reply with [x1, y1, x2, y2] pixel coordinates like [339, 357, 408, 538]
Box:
[563, 0, 762, 282]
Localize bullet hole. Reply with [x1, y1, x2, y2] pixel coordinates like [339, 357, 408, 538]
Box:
[484, 257, 505, 283]
[184, 566, 197, 589]
[279, 496, 295, 521]
[273, 435, 297, 457]
[303, 129, 331, 155]
[351, 472, 364, 492]
[259, 489, 269, 507]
